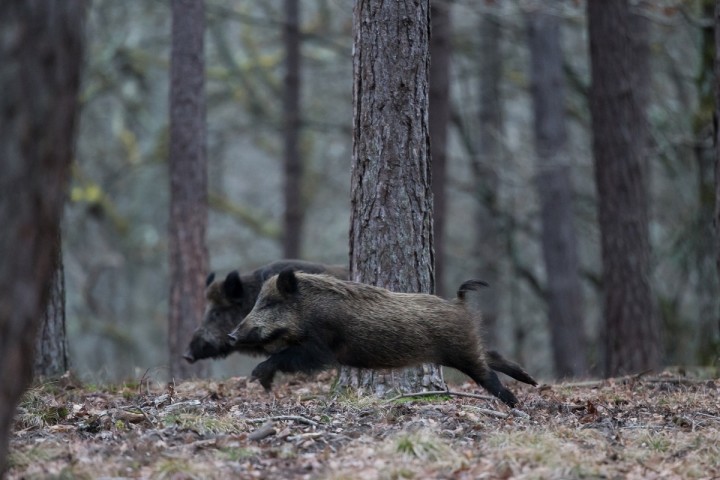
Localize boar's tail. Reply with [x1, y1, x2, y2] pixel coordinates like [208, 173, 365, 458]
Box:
[456, 280, 489, 300]
[486, 350, 538, 386]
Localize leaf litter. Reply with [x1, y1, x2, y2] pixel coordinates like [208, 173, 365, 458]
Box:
[7, 369, 720, 479]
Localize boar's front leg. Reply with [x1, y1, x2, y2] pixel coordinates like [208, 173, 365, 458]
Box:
[251, 342, 336, 391]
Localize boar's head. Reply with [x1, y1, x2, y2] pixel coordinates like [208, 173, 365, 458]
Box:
[227, 269, 301, 352]
[184, 271, 257, 363]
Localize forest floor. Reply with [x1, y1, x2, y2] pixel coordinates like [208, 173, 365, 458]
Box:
[7, 368, 720, 479]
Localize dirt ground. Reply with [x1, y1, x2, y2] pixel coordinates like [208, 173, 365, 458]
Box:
[7, 369, 720, 479]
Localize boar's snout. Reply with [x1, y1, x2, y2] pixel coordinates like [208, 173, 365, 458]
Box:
[228, 325, 262, 345]
[183, 350, 196, 363]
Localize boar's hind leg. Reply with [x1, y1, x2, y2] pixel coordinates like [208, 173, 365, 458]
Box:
[251, 343, 334, 391]
[448, 355, 519, 408]
[486, 350, 538, 386]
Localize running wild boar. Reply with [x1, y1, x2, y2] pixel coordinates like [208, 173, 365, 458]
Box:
[183, 260, 348, 363]
[228, 270, 537, 407]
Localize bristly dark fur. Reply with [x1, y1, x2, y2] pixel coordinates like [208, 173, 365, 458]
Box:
[230, 272, 537, 407]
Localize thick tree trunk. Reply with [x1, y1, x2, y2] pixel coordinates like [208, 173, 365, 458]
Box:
[0, 1, 85, 474]
[282, 0, 304, 259]
[340, 0, 444, 396]
[168, 0, 209, 380]
[587, 0, 662, 377]
[429, 0, 451, 297]
[473, 6, 503, 348]
[34, 239, 69, 378]
[527, 3, 587, 378]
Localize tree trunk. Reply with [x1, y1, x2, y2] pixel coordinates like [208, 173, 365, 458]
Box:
[587, 0, 662, 377]
[691, 0, 720, 365]
[168, 0, 209, 380]
[339, 0, 444, 396]
[34, 238, 69, 378]
[0, 1, 85, 474]
[527, 3, 587, 378]
[473, 6, 503, 349]
[429, 0, 451, 297]
[715, 1, 720, 299]
[282, 0, 304, 259]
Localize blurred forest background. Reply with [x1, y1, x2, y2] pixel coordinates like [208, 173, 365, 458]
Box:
[64, 0, 718, 382]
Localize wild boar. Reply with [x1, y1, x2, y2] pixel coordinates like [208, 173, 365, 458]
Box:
[228, 270, 537, 407]
[183, 260, 348, 363]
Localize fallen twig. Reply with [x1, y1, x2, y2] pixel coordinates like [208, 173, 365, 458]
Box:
[239, 415, 320, 427]
[287, 432, 324, 441]
[164, 400, 202, 413]
[695, 412, 720, 422]
[115, 409, 146, 424]
[465, 406, 509, 419]
[248, 421, 276, 441]
[559, 371, 653, 389]
[134, 405, 157, 428]
[385, 390, 494, 403]
[511, 408, 530, 419]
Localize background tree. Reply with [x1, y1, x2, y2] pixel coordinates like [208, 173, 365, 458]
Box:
[168, 0, 209, 379]
[0, 0, 85, 473]
[34, 239, 70, 378]
[687, 0, 720, 364]
[587, 0, 661, 376]
[527, 2, 587, 377]
[339, 0, 443, 395]
[430, 0, 452, 297]
[472, 4, 504, 349]
[282, 0, 304, 258]
[715, 0, 720, 286]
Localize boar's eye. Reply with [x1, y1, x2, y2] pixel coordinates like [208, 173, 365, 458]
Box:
[259, 299, 280, 311]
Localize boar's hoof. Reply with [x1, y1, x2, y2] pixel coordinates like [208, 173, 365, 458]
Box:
[250, 362, 276, 392]
[498, 389, 518, 408]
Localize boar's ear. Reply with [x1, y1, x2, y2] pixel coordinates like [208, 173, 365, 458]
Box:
[223, 271, 244, 302]
[205, 272, 216, 287]
[277, 268, 298, 296]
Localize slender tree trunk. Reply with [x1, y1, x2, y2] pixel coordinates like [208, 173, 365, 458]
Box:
[0, 1, 85, 474]
[282, 0, 304, 259]
[474, 6, 503, 348]
[168, 0, 209, 380]
[587, 0, 662, 377]
[34, 238, 69, 378]
[430, 0, 451, 297]
[339, 0, 444, 396]
[692, 0, 720, 365]
[527, 3, 587, 378]
[715, 1, 720, 295]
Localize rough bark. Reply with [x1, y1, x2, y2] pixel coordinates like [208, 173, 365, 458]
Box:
[340, 0, 444, 396]
[527, 3, 587, 378]
[168, 0, 209, 379]
[282, 0, 304, 258]
[587, 0, 662, 376]
[0, 0, 85, 473]
[473, 5, 503, 348]
[715, 1, 720, 304]
[34, 239, 69, 378]
[429, 0, 451, 297]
